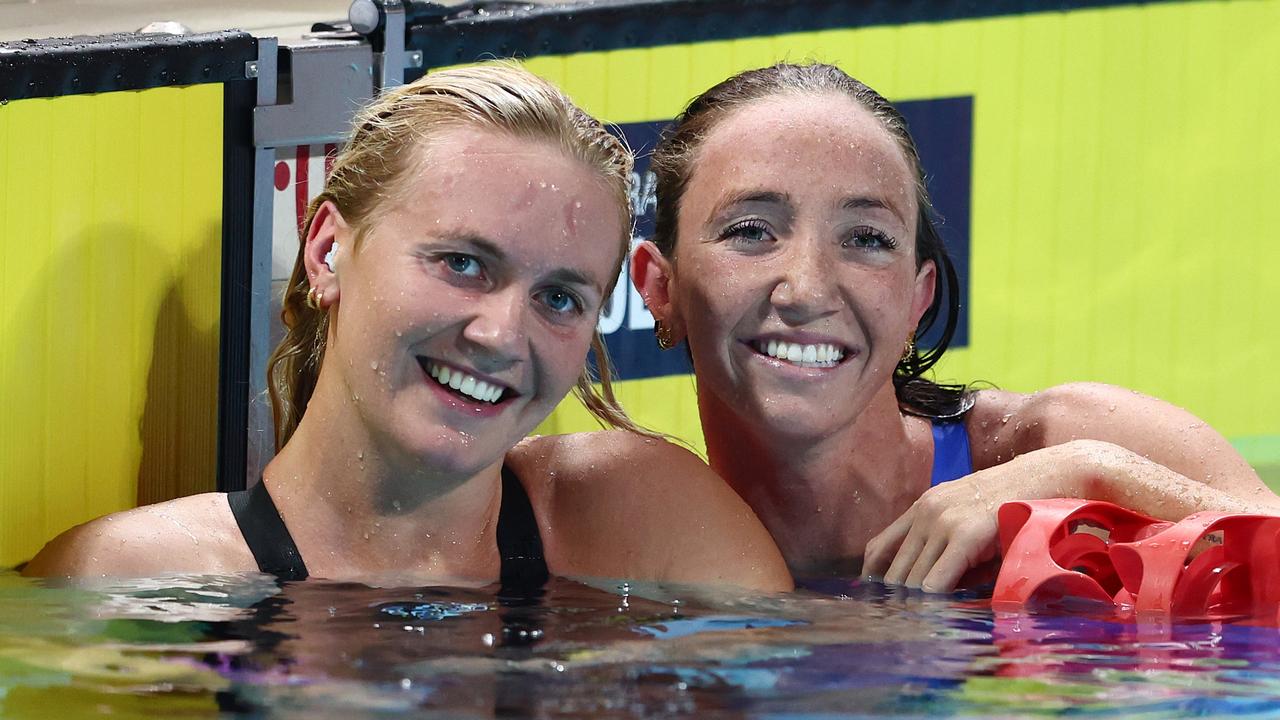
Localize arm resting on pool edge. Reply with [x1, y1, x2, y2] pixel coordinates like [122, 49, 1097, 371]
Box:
[862, 382, 1280, 593]
[970, 382, 1273, 502]
[863, 440, 1279, 593]
[506, 432, 794, 593]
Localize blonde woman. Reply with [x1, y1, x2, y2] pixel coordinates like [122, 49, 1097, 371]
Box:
[26, 64, 789, 592]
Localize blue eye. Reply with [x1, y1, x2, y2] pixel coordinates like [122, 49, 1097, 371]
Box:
[844, 227, 897, 251]
[719, 219, 774, 245]
[443, 253, 483, 277]
[538, 288, 582, 316]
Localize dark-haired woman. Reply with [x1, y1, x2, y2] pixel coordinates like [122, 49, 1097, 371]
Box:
[629, 62, 1280, 591]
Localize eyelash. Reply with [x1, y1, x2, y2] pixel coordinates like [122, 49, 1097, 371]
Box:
[843, 226, 898, 251]
[535, 287, 585, 317]
[718, 219, 774, 245]
[440, 252, 484, 279]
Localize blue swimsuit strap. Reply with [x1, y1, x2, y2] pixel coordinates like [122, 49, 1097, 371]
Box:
[930, 420, 974, 487]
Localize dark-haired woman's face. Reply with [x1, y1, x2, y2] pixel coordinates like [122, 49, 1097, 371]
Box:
[668, 94, 935, 439]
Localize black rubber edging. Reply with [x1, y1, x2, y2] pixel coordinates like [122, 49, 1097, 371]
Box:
[0, 30, 257, 101]
[217, 73, 258, 494]
[405, 0, 1187, 69]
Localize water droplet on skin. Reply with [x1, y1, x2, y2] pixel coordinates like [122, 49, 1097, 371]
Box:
[357, 450, 364, 461]
[370, 361, 379, 370]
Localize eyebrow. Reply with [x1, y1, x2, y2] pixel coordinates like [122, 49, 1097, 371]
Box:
[436, 231, 605, 295]
[438, 232, 509, 263]
[708, 190, 792, 221]
[545, 268, 605, 296]
[842, 195, 907, 225]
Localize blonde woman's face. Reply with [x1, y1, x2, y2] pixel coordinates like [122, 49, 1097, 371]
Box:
[330, 127, 623, 476]
[668, 94, 935, 440]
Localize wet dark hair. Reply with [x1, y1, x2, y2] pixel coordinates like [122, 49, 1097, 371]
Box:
[649, 62, 969, 418]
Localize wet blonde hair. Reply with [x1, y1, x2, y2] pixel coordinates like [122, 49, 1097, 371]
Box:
[268, 63, 644, 450]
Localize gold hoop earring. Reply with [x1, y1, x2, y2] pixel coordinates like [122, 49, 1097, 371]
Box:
[901, 333, 916, 362]
[305, 285, 321, 310]
[655, 320, 677, 350]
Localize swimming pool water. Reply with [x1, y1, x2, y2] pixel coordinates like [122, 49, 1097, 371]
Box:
[4, 571, 1280, 718]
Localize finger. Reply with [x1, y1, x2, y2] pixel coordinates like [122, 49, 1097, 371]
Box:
[905, 531, 949, 589]
[863, 511, 915, 578]
[882, 521, 930, 586]
[921, 526, 993, 593]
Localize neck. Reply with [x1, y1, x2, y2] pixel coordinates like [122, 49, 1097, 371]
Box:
[263, 380, 504, 584]
[702, 381, 931, 575]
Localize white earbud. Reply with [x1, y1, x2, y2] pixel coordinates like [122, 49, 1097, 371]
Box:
[324, 242, 338, 272]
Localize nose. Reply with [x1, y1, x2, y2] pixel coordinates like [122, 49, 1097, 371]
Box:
[460, 287, 526, 370]
[771, 238, 839, 323]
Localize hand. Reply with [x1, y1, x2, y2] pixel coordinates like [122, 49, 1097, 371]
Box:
[861, 473, 1004, 593]
[862, 443, 1097, 593]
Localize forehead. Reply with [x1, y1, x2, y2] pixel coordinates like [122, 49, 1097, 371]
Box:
[689, 93, 916, 208]
[379, 126, 624, 267]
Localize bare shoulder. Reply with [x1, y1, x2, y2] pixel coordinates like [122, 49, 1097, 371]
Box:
[23, 493, 256, 579]
[508, 432, 791, 591]
[508, 430, 713, 491]
[965, 388, 1032, 469]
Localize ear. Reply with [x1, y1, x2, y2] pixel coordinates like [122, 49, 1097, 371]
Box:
[910, 258, 937, 328]
[303, 200, 348, 308]
[631, 240, 685, 339]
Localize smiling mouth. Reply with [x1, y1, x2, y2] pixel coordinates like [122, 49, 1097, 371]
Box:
[418, 358, 513, 404]
[750, 339, 848, 368]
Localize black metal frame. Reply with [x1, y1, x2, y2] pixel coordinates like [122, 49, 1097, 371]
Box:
[0, 30, 256, 101]
[385, 0, 1181, 69]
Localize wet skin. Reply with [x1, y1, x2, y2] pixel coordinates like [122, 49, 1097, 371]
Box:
[311, 127, 623, 498]
[25, 125, 793, 592]
[659, 93, 935, 444]
[632, 89, 1280, 591]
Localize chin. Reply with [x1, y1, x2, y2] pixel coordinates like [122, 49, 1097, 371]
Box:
[398, 425, 509, 478]
[748, 397, 854, 442]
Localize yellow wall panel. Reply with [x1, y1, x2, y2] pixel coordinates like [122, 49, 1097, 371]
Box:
[0, 84, 224, 566]
[530, 1, 1280, 477]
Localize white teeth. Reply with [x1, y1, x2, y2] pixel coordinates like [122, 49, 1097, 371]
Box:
[426, 362, 506, 404]
[757, 340, 845, 368]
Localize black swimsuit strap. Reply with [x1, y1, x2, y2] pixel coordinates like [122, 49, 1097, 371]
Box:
[227, 480, 309, 581]
[227, 468, 546, 590]
[497, 465, 549, 596]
